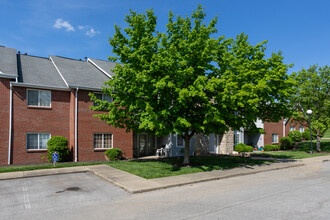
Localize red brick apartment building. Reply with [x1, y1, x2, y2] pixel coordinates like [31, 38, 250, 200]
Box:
[0, 46, 132, 165]
[0, 46, 306, 165]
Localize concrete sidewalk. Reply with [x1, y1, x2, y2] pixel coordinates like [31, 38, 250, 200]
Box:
[2, 156, 329, 193]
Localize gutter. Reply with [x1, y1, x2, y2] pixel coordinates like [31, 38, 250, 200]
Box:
[75, 87, 79, 162]
[8, 83, 13, 164]
[11, 82, 70, 91]
[69, 84, 103, 92]
[0, 74, 17, 79]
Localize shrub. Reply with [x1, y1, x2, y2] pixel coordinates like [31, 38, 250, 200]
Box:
[244, 145, 253, 152]
[280, 137, 294, 150]
[47, 136, 69, 162]
[302, 130, 311, 140]
[234, 143, 246, 153]
[288, 130, 303, 142]
[234, 143, 253, 153]
[302, 129, 317, 140]
[105, 148, 123, 161]
[264, 144, 280, 151]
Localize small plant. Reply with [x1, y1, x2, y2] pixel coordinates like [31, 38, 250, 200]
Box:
[105, 148, 123, 161]
[234, 143, 253, 153]
[280, 136, 294, 150]
[264, 144, 280, 151]
[288, 130, 303, 142]
[47, 136, 69, 162]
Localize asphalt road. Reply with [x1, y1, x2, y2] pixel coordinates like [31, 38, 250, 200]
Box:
[1, 160, 330, 220]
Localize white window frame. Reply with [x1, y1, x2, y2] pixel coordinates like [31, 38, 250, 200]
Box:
[299, 127, 304, 133]
[93, 133, 113, 149]
[93, 93, 113, 106]
[290, 126, 295, 131]
[27, 89, 51, 107]
[176, 134, 184, 148]
[26, 133, 51, 150]
[272, 133, 279, 143]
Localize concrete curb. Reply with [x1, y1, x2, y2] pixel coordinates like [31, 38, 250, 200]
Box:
[126, 163, 305, 193]
[0, 167, 89, 181]
[0, 160, 311, 194]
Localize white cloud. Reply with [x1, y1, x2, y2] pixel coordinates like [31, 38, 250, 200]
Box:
[86, 28, 98, 37]
[78, 25, 100, 37]
[54, 18, 75, 32]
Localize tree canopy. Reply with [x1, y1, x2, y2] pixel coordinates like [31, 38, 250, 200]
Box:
[91, 5, 294, 164]
[290, 65, 330, 152]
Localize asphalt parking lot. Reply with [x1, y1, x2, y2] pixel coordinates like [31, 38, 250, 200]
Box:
[0, 172, 129, 219]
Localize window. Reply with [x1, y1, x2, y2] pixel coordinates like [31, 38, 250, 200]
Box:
[93, 93, 113, 106]
[27, 89, 51, 107]
[27, 133, 51, 150]
[234, 130, 240, 146]
[299, 127, 304, 133]
[94, 134, 112, 149]
[177, 134, 184, 147]
[272, 134, 279, 143]
[290, 126, 295, 131]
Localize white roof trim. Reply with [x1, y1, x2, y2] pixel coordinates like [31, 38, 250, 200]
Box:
[0, 72, 17, 79]
[50, 56, 69, 88]
[68, 84, 103, 91]
[87, 58, 113, 79]
[11, 82, 70, 91]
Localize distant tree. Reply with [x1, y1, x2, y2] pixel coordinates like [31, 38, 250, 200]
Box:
[91, 5, 294, 164]
[290, 65, 330, 152]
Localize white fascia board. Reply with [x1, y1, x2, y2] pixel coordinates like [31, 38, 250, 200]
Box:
[0, 73, 17, 79]
[11, 82, 70, 91]
[68, 84, 103, 92]
[50, 56, 69, 88]
[87, 58, 113, 79]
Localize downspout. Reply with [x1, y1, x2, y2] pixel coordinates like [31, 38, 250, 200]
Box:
[283, 119, 287, 137]
[75, 87, 79, 162]
[8, 83, 13, 164]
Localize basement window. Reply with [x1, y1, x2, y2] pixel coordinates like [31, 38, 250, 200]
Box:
[26, 133, 51, 150]
[27, 89, 51, 107]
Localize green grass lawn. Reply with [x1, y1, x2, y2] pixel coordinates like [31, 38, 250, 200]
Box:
[108, 156, 271, 179]
[323, 128, 330, 138]
[255, 140, 330, 159]
[0, 161, 105, 173]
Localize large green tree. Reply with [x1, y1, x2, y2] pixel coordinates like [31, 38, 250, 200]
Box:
[91, 6, 293, 164]
[290, 65, 330, 152]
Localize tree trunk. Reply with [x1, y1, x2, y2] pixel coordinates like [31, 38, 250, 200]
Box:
[183, 135, 191, 165]
[316, 135, 321, 152]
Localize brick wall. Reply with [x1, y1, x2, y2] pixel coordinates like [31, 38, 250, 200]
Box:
[76, 89, 133, 161]
[7, 87, 133, 165]
[264, 120, 284, 145]
[0, 78, 10, 165]
[11, 87, 71, 164]
[264, 119, 308, 145]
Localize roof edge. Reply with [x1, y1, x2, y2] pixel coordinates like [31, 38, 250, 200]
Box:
[11, 82, 70, 91]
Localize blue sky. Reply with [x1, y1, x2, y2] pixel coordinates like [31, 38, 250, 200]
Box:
[1, 0, 329, 74]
